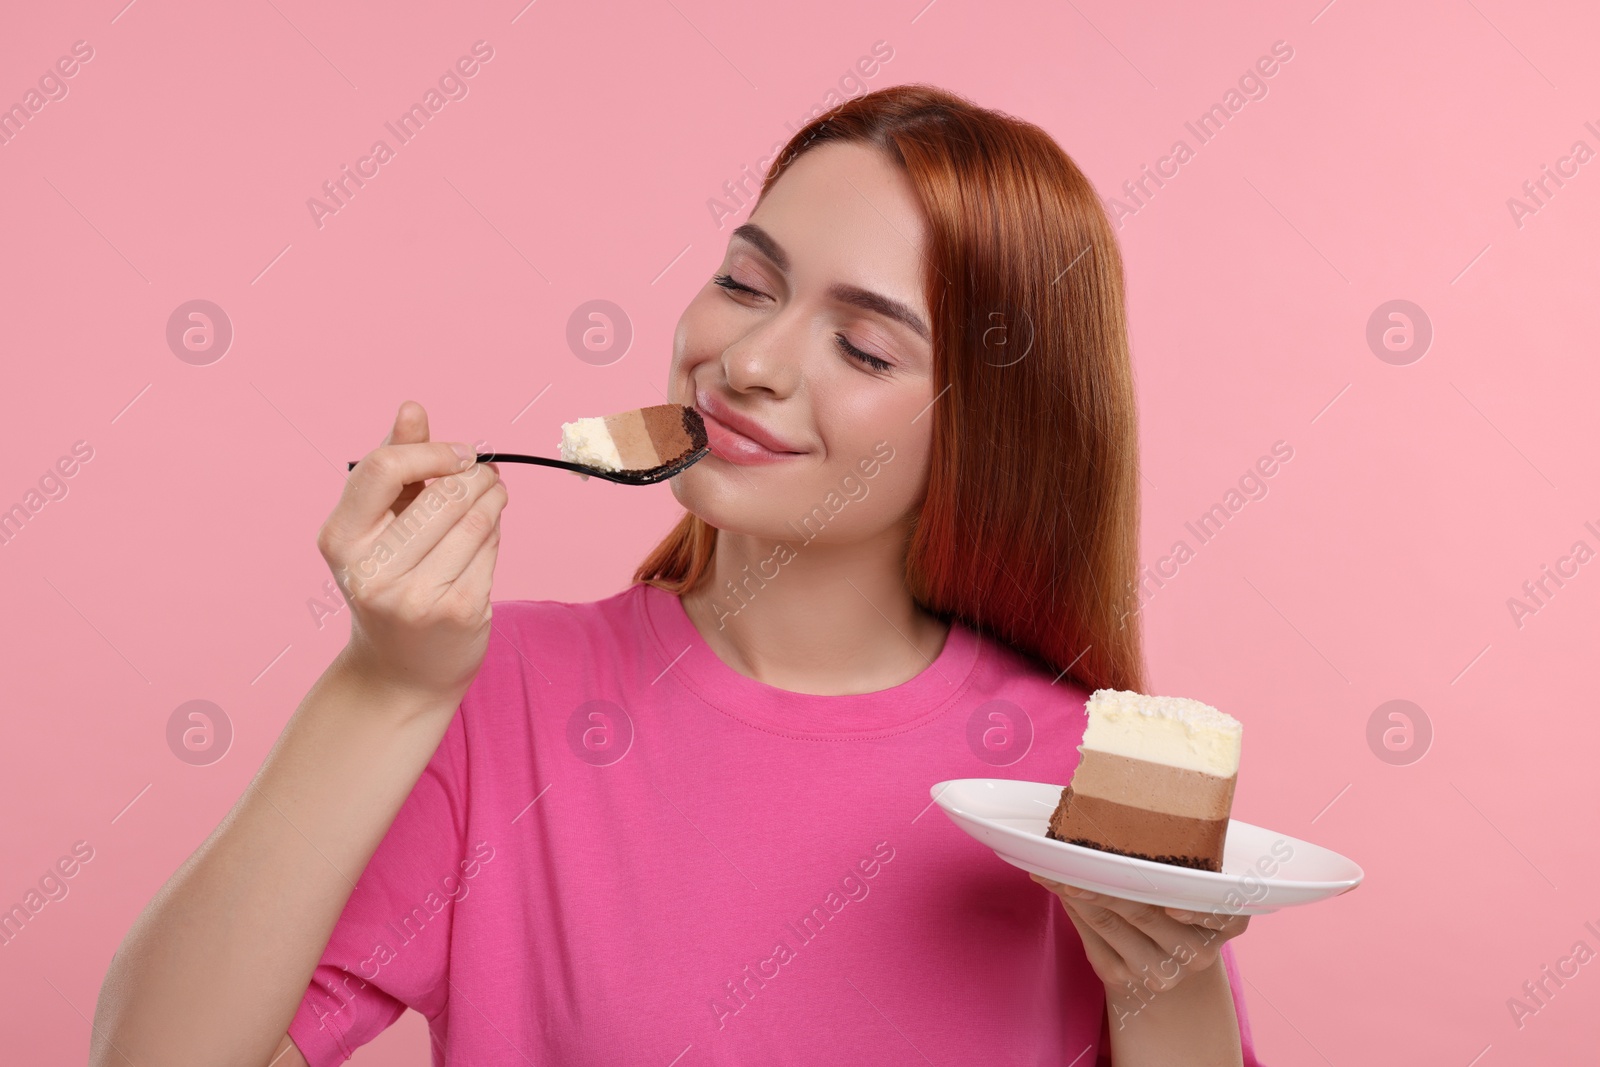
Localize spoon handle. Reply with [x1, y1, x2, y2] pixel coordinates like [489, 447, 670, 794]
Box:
[343, 449, 707, 485]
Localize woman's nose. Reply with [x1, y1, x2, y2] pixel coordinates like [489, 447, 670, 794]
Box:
[722, 315, 804, 397]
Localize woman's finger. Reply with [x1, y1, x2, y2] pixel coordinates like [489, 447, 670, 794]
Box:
[381, 400, 433, 517]
[1070, 890, 1230, 964]
[1033, 872, 1246, 993]
[1058, 898, 1184, 996]
[1068, 898, 1175, 982]
[348, 460, 502, 592]
[330, 442, 478, 546]
[414, 481, 506, 599]
[1166, 905, 1251, 936]
[1060, 902, 1129, 984]
[447, 512, 502, 615]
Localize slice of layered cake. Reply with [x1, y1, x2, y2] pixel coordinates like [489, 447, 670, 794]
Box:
[557, 404, 707, 479]
[1045, 689, 1242, 872]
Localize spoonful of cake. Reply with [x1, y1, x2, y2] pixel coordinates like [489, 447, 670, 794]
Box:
[345, 403, 709, 485]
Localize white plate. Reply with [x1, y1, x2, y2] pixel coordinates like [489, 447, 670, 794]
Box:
[931, 778, 1363, 916]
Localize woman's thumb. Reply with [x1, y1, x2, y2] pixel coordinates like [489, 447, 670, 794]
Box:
[383, 400, 429, 446]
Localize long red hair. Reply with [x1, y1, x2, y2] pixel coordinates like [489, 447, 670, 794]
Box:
[634, 83, 1145, 695]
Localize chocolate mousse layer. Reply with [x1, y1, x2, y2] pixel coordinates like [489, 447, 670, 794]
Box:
[639, 404, 707, 467]
[1068, 750, 1235, 820]
[605, 410, 663, 471]
[1045, 787, 1229, 873]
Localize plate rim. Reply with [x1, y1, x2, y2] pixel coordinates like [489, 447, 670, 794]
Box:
[931, 776, 1365, 891]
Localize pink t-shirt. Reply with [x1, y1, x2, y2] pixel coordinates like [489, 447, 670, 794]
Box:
[288, 581, 1264, 1065]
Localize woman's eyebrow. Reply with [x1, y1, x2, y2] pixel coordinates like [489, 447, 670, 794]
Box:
[730, 222, 931, 343]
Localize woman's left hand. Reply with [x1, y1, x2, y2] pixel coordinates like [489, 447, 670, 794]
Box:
[1029, 873, 1249, 996]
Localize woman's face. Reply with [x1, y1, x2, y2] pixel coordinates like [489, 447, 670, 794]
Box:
[668, 141, 937, 547]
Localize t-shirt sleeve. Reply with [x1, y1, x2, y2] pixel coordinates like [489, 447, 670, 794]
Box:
[1222, 939, 1264, 1065]
[1092, 938, 1264, 1065]
[285, 701, 471, 1066]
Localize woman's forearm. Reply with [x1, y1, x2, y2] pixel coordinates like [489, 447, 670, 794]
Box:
[89, 657, 462, 1067]
[1103, 960, 1244, 1067]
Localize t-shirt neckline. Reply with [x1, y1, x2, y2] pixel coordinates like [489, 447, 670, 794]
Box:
[635, 580, 983, 740]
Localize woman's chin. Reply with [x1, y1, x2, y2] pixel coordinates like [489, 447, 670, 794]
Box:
[670, 479, 781, 539]
[671, 455, 762, 501]
[667, 473, 729, 526]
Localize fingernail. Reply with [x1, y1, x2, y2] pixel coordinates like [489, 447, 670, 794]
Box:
[1171, 910, 1194, 921]
[451, 443, 474, 468]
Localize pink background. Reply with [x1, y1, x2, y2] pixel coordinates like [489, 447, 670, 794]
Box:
[3, 0, 1597, 1062]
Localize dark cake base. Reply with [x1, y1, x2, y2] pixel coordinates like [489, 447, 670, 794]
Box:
[1043, 825, 1221, 872]
[1045, 785, 1224, 873]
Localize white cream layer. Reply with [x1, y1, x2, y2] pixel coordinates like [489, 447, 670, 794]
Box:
[558, 418, 623, 471]
[1079, 688, 1242, 777]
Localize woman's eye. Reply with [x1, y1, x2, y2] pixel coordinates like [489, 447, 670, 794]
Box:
[835, 334, 894, 372]
[712, 273, 892, 372]
[712, 273, 764, 298]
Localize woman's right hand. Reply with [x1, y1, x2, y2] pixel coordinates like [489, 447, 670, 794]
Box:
[318, 400, 509, 703]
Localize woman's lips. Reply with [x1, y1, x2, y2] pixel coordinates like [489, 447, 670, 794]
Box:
[698, 408, 807, 465]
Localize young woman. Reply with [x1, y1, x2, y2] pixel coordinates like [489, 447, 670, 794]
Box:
[92, 84, 1263, 1066]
